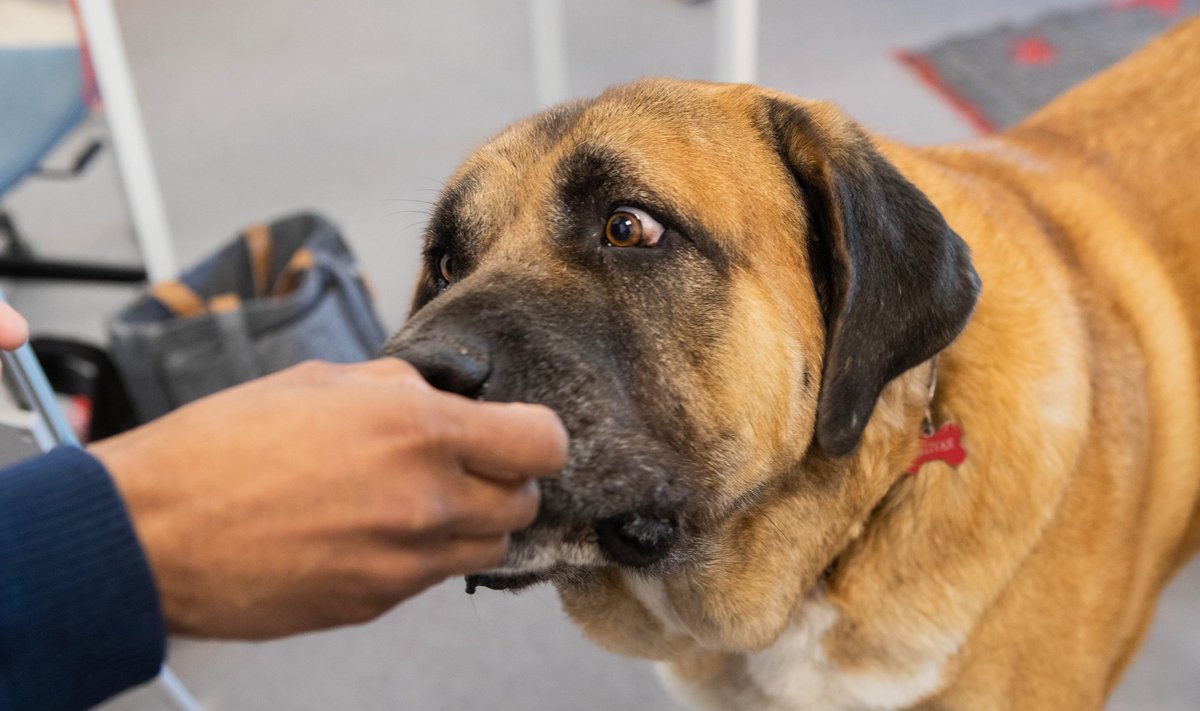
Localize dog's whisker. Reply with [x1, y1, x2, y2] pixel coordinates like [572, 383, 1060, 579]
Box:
[382, 210, 434, 218]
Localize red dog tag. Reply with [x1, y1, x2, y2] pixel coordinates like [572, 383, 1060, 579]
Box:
[905, 423, 966, 475]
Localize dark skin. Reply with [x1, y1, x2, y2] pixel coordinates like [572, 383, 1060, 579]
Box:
[2, 304, 568, 639]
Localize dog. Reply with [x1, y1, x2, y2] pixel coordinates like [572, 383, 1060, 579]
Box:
[383, 18, 1200, 710]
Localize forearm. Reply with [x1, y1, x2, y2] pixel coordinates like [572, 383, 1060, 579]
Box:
[0, 447, 164, 711]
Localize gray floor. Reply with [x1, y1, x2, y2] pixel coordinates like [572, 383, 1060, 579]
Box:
[5, 0, 1198, 708]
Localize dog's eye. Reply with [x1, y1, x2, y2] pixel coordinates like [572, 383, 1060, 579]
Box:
[605, 207, 664, 248]
[437, 253, 456, 286]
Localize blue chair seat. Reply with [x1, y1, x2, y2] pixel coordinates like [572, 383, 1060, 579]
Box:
[0, 46, 88, 199]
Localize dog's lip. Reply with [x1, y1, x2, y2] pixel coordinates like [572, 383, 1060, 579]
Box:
[465, 513, 684, 595]
[465, 570, 553, 593]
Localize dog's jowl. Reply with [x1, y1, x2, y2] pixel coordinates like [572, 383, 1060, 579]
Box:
[383, 18, 1200, 711]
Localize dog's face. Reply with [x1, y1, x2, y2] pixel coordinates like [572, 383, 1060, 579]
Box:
[383, 80, 978, 610]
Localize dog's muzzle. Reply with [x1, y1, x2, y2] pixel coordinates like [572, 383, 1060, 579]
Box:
[383, 325, 683, 584]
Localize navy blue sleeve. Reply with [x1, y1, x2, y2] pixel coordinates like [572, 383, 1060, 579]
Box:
[0, 446, 165, 710]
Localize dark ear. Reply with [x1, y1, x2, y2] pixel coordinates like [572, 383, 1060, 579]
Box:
[763, 97, 981, 457]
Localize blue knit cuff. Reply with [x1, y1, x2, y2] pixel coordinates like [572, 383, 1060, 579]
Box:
[0, 446, 166, 711]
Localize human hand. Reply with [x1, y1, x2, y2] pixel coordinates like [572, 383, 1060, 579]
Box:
[90, 359, 567, 639]
[0, 302, 29, 350]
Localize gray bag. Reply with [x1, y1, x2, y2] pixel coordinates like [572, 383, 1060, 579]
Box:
[109, 212, 386, 422]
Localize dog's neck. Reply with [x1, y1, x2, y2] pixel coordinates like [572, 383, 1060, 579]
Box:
[559, 353, 1018, 711]
[559, 357, 938, 652]
[619, 360, 950, 710]
[820, 357, 945, 582]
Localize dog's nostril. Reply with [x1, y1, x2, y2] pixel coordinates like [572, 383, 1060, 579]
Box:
[421, 350, 489, 398]
[391, 337, 491, 398]
[595, 512, 675, 568]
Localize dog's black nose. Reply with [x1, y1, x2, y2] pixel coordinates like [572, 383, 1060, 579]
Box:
[391, 336, 491, 398]
[595, 512, 675, 568]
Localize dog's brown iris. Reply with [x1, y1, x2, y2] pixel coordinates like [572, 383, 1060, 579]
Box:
[605, 211, 643, 248]
[438, 253, 456, 284]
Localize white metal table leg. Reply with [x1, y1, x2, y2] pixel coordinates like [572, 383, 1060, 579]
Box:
[714, 0, 759, 83]
[157, 665, 205, 711]
[75, 0, 177, 282]
[72, 10, 195, 707]
[530, 0, 569, 108]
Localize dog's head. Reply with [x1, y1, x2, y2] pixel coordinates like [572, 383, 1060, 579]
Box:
[383, 80, 978, 607]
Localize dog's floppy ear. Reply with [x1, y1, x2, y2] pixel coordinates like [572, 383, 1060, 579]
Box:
[763, 97, 980, 458]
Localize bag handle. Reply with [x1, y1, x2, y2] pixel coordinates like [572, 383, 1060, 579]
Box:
[269, 247, 315, 296]
[244, 223, 272, 297]
[208, 293, 241, 313]
[152, 282, 252, 318]
[150, 222, 272, 316]
[310, 250, 387, 352]
[150, 281, 206, 317]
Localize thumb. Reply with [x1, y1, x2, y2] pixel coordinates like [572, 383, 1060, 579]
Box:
[0, 303, 29, 351]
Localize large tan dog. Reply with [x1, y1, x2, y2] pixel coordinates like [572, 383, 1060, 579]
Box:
[384, 19, 1200, 710]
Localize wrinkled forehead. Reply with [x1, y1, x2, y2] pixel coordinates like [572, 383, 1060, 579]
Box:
[428, 81, 800, 258]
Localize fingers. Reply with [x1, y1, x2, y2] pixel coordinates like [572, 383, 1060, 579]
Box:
[339, 359, 568, 483]
[351, 356, 425, 382]
[439, 398, 568, 482]
[429, 534, 511, 577]
[443, 476, 540, 536]
[0, 303, 29, 351]
[319, 534, 513, 628]
[363, 535, 509, 612]
[382, 475, 539, 541]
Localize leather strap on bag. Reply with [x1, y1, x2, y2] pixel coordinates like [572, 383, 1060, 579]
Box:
[208, 293, 241, 313]
[270, 247, 315, 296]
[151, 223, 270, 317]
[244, 223, 273, 297]
[150, 281, 206, 317]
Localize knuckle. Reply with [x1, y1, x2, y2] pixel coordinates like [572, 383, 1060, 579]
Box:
[384, 406, 450, 463]
[412, 407, 455, 452]
[509, 483, 541, 528]
[387, 357, 422, 379]
[365, 357, 427, 386]
[399, 491, 456, 535]
[291, 359, 337, 382]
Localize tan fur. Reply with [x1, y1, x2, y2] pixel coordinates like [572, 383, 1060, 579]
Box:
[554, 20, 1200, 710]
[416, 19, 1200, 710]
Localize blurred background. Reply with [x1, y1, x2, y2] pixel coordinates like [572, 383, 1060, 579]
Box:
[2, 0, 1197, 709]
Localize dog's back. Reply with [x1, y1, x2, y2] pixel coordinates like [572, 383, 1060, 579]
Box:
[1009, 18, 1200, 563]
[913, 18, 1200, 572]
[877, 22, 1200, 701]
[1012, 15, 1199, 266]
